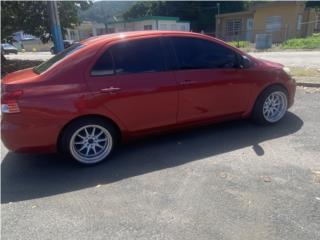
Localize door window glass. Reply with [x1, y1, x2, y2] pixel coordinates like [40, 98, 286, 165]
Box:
[110, 38, 165, 74]
[171, 37, 238, 70]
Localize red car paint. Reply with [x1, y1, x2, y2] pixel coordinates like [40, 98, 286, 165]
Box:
[1, 31, 296, 153]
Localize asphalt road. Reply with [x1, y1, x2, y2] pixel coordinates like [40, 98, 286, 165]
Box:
[1, 87, 320, 240]
[5, 50, 320, 68]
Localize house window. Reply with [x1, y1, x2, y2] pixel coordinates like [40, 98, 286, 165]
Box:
[144, 25, 152, 30]
[266, 16, 282, 32]
[225, 19, 242, 35]
[297, 14, 303, 31]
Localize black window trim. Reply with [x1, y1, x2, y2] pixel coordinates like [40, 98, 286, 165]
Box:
[159, 36, 180, 71]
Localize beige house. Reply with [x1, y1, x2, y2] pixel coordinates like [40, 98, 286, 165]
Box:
[107, 16, 190, 33]
[215, 1, 320, 43]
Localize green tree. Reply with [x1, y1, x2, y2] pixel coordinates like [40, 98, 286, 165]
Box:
[306, 1, 320, 10]
[1, 1, 92, 43]
[123, 1, 249, 33]
[79, 1, 135, 26]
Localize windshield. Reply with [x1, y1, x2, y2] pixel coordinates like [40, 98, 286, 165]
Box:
[33, 43, 83, 74]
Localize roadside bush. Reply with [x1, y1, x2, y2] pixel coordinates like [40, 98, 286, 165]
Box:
[281, 34, 320, 49]
[227, 41, 250, 48]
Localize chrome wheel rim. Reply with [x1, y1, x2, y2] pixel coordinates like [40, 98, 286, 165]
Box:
[70, 125, 113, 164]
[263, 91, 287, 123]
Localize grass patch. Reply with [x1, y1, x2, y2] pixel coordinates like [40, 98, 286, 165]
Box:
[227, 41, 250, 48]
[281, 34, 320, 49]
[290, 67, 320, 78]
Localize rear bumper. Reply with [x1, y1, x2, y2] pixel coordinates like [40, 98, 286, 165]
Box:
[1, 116, 57, 153]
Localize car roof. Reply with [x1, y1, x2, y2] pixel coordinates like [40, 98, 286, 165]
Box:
[81, 31, 216, 46]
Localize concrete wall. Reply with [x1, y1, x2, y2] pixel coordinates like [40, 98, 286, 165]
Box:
[20, 39, 53, 52]
[66, 21, 106, 41]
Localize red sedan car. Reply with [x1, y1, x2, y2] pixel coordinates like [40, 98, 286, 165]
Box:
[1, 31, 296, 164]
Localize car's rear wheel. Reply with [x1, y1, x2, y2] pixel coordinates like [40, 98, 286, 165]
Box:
[252, 85, 288, 125]
[60, 118, 118, 164]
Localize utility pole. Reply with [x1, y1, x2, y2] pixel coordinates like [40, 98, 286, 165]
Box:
[48, 1, 64, 54]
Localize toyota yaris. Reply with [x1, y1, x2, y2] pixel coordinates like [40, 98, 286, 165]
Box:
[1, 31, 296, 164]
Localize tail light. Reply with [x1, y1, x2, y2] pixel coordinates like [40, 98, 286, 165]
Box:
[1, 90, 23, 113]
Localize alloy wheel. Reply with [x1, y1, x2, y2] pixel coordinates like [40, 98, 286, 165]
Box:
[262, 91, 287, 123]
[69, 124, 113, 164]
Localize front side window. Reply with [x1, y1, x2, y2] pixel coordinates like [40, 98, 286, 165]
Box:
[110, 38, 165, 74]
[171, 37, 238, 70]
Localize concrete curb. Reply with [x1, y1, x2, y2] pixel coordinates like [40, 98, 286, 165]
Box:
[296, 82, 320, 88]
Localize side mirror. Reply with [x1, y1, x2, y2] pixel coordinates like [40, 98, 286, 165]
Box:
[240, 55, 251, 69]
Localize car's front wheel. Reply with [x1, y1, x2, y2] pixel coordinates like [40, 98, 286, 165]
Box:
[252, 85, 288, 125]
[60, 118, 118, 164]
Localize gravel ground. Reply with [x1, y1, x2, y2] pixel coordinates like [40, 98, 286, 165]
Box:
[1, 87, 320, 240]
[250, 51, 320, 68]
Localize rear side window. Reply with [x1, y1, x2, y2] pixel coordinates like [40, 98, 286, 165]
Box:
[33, 43, 83, 74]
[171, 37, 238, 70]
[91, 50, 114, 76]
[110, 38, 165, 74]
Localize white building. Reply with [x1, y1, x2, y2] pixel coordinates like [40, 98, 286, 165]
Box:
[107, 16, 190, 33]
[13, 31, 38, 41]
[65, 21, 106, 41]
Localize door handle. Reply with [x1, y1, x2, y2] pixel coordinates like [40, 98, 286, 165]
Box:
[180, 79, 196, 85]
[100, 87, 121, 94]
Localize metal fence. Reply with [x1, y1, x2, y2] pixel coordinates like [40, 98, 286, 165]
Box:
[202, 21, 320, 45]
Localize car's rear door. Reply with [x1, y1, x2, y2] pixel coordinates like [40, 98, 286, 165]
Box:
[86, 37, 178, 132]
[167, 36, 254, 123]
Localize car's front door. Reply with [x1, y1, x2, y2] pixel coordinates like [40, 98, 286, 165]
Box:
[168, 36, 254, 123]
[87, 37, 178, 132]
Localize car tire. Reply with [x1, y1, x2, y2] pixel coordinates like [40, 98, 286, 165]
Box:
[252, 85, 288, 125]
[59, 117, 118, 165]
